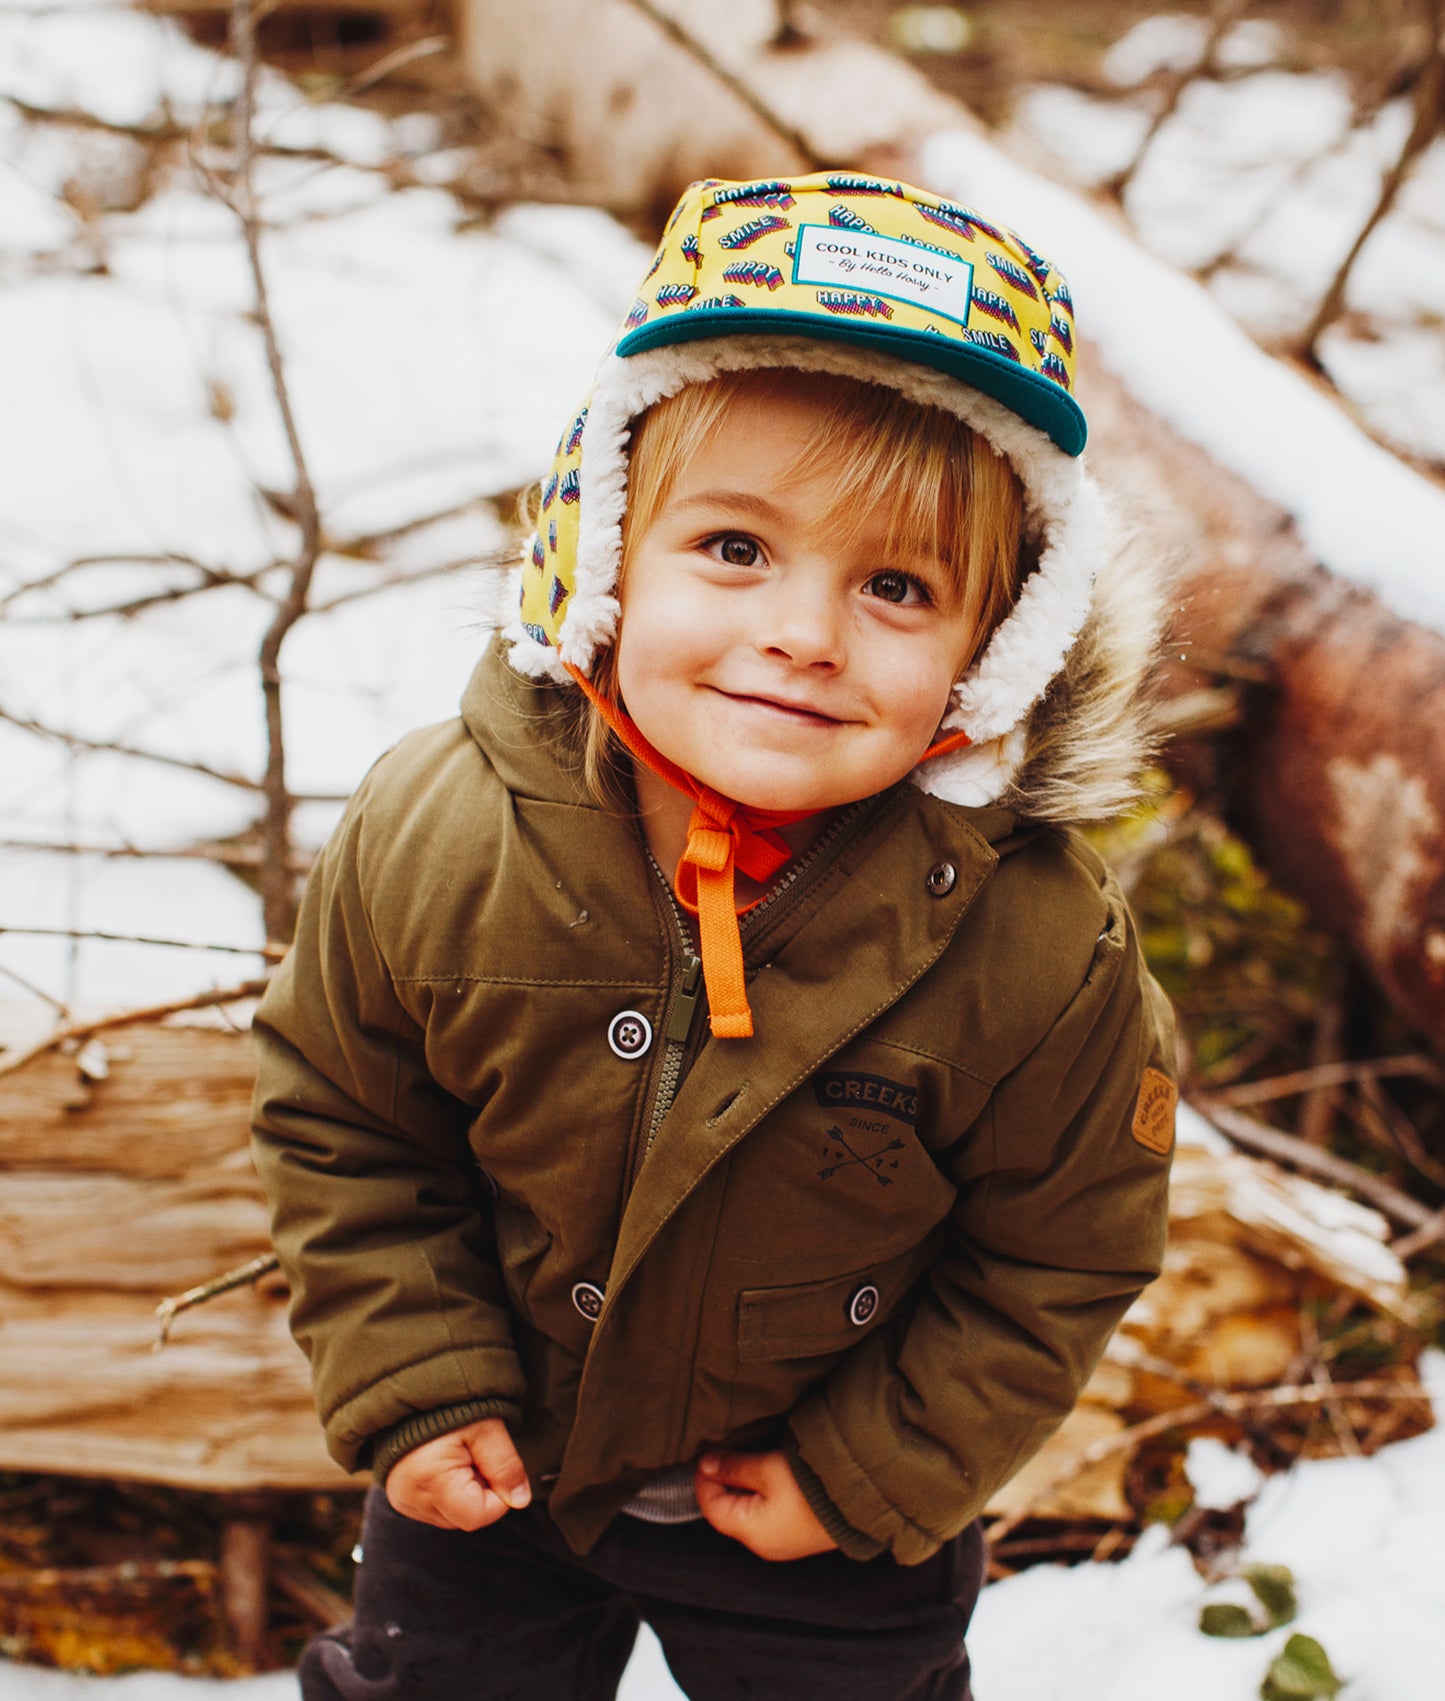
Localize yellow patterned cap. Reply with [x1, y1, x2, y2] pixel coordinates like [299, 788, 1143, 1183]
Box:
[616, 172, 1083, 455]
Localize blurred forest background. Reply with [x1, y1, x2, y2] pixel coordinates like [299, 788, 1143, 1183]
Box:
[1, 0, 1443, 1691]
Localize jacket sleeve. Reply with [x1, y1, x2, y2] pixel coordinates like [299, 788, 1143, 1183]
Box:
[786, 886, 1175, 1565]
[251, 775, 525, 1476]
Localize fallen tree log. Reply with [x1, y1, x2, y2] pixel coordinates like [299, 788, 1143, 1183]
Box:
[0, 1022, 350, 1492]
[0, 1024, 1420, 1513]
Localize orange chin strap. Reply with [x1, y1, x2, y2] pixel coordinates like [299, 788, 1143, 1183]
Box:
[567, 663, 971, 1040]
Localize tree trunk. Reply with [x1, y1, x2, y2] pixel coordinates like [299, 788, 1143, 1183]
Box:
[1077, 357, 1445, 1050]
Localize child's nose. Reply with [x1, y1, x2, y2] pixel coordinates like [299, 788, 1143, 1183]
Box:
[758, 587, 846, 668]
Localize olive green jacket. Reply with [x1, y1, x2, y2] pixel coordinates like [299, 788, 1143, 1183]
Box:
[251, 640, 1175, 1565]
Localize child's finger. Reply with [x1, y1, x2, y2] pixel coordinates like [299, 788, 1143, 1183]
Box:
[465, 1423, 533, 1509]
[695, 1449, 773, 1494]
[431, 1468, 511, 1532]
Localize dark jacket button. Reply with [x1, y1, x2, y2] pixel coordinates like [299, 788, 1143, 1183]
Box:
[848, 1284, 879, 1326]
[607, 1010, 653, 1059]
[572, 1281, 606, 1321]
[925, 862, 957, 897]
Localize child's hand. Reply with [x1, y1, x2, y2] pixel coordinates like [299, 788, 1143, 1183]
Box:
[385, 1418, 531, 1531]
[694, 1449, 838, 1562]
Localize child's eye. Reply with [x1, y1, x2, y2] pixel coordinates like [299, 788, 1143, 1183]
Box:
[864, 570, 932, 607]
[708, 534, 762, 568]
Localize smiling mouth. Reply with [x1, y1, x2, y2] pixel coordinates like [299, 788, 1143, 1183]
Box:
[714, 689, 847, 725]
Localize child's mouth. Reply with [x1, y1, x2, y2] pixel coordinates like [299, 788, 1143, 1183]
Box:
[716, 690, 846, 726]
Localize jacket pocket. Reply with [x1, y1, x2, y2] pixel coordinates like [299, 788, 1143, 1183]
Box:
[737, 1243, 933, 1363]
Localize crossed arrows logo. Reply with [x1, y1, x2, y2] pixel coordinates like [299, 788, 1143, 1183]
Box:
[817, 1126, 905, 1186]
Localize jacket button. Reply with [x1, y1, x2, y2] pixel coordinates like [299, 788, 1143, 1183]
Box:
[572, 1280, 606, 1321]
[607, 1010, 653, 1059]
[848, 1284, 879, 1326]
[925, 861, 957, 897]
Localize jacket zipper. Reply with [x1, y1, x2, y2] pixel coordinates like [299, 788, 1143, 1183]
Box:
[631, 798, 881, 1186]
[636, 862, 705, 1179]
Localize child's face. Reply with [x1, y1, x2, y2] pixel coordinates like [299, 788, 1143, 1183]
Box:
[614, 376, 977, 815]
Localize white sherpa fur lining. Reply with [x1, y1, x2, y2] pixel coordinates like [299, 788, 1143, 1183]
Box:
[504, 336, 1109, 807]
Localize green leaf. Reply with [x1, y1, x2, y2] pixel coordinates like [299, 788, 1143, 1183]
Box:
[1245, 1564, 1298, 1629]
[1260, 1634, 1344, 1700]
[1200, 1603, 1263, 1639]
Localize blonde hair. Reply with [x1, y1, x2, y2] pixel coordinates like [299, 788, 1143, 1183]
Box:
[580, 368, 1025, 806]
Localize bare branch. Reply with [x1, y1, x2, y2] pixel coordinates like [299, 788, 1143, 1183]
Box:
[154, 1252, 282, 1348]
[1301, 0, 1445, 360]
[330, 489, 528, 559]
[332, 35, 450, 102]
[229, 0, 324, 947]
[0, 956, 69, 1015]
[0, 923, 282, 958]
[1103, 0, 1252, 200]
[306, 553, 500, 615]
[0, 977, 271, 1078]
[1199, 1099, 1442, 1240]
[1213, 1055, 1445, 1105]
[0, 836, 312, 875]
[5, 570, 278, 625]
[617, 0, 825, 170]
[0, 704, 265, 792]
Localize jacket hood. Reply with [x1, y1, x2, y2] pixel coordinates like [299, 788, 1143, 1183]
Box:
[505, 172, 1161, 823]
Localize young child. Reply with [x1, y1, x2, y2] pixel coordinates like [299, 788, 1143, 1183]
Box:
[252, 172, 1177, 1701]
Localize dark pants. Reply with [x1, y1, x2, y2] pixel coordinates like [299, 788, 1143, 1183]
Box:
[301, 1489, 985, 1701]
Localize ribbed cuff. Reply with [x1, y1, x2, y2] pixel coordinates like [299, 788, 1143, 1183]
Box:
[783, 1437, 888, 1562]
[370, 1398, 524, 1484]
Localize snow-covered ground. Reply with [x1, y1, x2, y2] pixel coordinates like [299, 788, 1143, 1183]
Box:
[1, 1350, 1442, 1698]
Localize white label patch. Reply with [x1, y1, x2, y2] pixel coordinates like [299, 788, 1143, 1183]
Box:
[792, 225, 974, 324]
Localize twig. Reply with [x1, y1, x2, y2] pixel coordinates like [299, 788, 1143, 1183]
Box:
[1297, 996, 1345, 1147]
[1301, 0, 1445, 361]
[1393, 1201, 1445, 1261]
[1199, 1100, 1441, 1237]
[617, 0, 825, 170]
[0, 956, 69, 1015]
[0, 924, 281, 958]
[0, 705, 265, 792]
[1214, 1054, 1445, 1106]
[0, 837, 312, 875]
[333, 35, 450, 102]
[0, 979, 270, 1078]
[154, 1252, 282, 1347]
[1103, 0, 1251, 199]
[230, 0, 324, 947]
[6, 569, 277, 625]
[306, 553, 499, 615]
[271, 1554, 355, 1629]
[0, 1560, 216, 1595]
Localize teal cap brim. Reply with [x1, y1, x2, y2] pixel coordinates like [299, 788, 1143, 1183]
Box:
[616, 308, 1087, 457]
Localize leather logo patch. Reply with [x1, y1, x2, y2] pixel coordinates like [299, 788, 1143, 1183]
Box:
[1132, 1068, 1177, 1155]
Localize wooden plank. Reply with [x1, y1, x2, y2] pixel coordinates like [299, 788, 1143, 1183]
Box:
[0, 1025, 354, 1491]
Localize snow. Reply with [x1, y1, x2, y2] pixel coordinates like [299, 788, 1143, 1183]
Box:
[920, 129, 1445, 631]
[1184, 1437, 1264, 1511]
